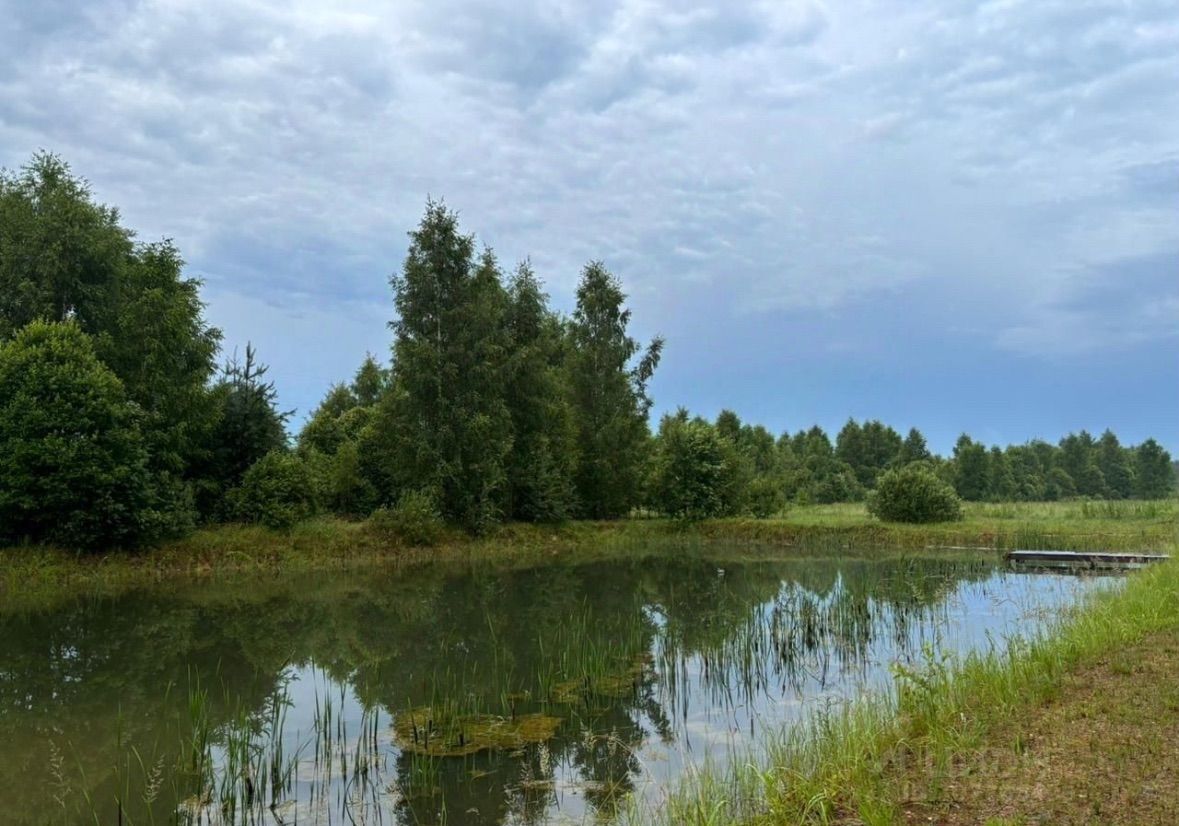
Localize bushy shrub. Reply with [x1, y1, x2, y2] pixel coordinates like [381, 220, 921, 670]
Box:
[868, 463, 963, 524]
[366, 490, 444, 546]
[229, 451, 318, 529]
[0, 322, 155, 550]
[746, 476, 785, 518]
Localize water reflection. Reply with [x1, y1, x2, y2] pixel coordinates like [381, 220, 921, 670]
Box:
[0, 554, 1106, 824]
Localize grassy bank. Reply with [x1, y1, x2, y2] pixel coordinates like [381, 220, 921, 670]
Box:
[2, 500, 1174, 608]
[648, 555, 1179, 825]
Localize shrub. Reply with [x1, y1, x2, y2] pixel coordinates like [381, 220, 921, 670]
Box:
[0, 321, 155, 550]
[868, 463, 963, 524]
[367, 490, 444, 546]
[746, 476, 786, 518]
[650, 413, 747, 520]
[229, 451, 318, 529]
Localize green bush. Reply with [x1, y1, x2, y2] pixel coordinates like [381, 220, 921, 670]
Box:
[746, 476, 786, 518]
[229, 451, 318, 529]
[867, 463, 963, 524]
[0, 322, 155, 550]
[366, 490, 444, 546]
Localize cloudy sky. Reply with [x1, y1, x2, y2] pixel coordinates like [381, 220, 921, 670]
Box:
[2, 0, 1176, 452]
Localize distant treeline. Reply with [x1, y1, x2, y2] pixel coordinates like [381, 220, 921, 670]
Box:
[0, 153, 1173, 549]
[642, 412, 1175, 520]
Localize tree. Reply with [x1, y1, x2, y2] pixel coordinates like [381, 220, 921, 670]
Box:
[986, 446, 1017, 501]
[650, 412, 735, 520]
[836, 419, 902, 488]
[567, 261, 663, 519]
[897, 427, 932, 465]
[834, 419, 865, 479]
[298, 383, 359, 456]
[1059, 431, 1106, 497]
[1044, 466, 1076, 501]
[0, 153, 133, 339]
[0, 322, 154, 549]
[374, 202, 513, 532]
[1, 154, 222, 531]
[952, 435, 989, 501]
[502, 262, 576, 521]
[197, 344, 290, 516]
[1134, 439, 1174, 499]
[1006, 445, 1046, 501]
[95, 241, 222, 530]
[860, 420, 903, 486]
[1096, 430, 1135, 499]
[350, 353, 388, 407]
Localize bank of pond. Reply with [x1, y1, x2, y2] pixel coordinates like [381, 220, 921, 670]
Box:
[2, 546, 1149, 825]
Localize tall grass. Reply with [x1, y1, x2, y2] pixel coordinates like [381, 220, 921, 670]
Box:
[638, 558, 1179, 825]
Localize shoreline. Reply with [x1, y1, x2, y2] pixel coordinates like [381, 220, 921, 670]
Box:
[651, 553, 1179, 825]
[2, 501, 1173, 610]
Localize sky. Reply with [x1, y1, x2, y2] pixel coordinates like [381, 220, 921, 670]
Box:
[1, 0, 1176, 454]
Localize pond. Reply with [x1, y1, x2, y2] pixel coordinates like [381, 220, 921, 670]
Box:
[0, 552, 1113, 825]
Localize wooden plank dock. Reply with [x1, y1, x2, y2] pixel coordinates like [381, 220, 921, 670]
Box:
[1006, 550, 1170, 569]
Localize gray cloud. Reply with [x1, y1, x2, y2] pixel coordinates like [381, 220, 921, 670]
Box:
[0, 0, 1176, 425]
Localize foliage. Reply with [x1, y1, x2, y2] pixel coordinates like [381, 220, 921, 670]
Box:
[567, 262, 663, 519]
[502, 262, 577, 521]
[366, 490, 445, 546]
[650, 411, 741, 520]
[1134, 439, 1174, 499]
[197, 344, 290, 517]
[228, 451, 318, 530]
[868, 464, 963, 524]
[1, 154, 221, 535]
[746, 476, 786, 518]
[373, 203, 513, 532]
[0, 322, 155, 549]
[951, 435, 989, 501]
[0, 153, 132, 339]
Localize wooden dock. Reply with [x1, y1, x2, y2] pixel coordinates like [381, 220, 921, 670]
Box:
[1006, 550, 1170, 570]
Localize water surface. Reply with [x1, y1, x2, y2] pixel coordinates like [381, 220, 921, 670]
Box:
[0, 552, 1111, 824]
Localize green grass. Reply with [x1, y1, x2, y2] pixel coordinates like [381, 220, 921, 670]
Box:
[2, 501, 1174, 611]
[635, 554, 1179, 826]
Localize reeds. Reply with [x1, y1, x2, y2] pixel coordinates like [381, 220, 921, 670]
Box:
[638, 558, 1179, 825]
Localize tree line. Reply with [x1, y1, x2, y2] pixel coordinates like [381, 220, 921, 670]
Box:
[0, 153, 1173, 549]
[644, 411, 1175, 520]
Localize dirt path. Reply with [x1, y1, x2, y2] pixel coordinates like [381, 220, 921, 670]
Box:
[900, 630, 1179, 825]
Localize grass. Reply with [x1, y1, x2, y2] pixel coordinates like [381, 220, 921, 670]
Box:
[637, 555, 1179, 826]
[2, 500, 1174, 611]
[898, 628, 1179, 824]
